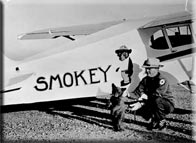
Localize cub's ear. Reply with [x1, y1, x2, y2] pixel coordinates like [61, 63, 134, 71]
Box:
[121, 88, 126, 92]
[112, 83, 116, 89]
[111, 83, 117, 95]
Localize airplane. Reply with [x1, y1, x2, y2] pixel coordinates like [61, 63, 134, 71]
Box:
[1, 0, 196, 105]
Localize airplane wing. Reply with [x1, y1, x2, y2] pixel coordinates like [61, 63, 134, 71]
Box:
[141, 11, 194, 29]
[18, 19, 125, 40]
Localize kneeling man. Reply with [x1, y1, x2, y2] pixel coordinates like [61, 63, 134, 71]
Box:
[130, 58, 175, 130]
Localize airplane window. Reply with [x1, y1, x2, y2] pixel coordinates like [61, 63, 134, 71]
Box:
[149, 30, 168, 50]
[150, 25, 193, 50]
[166, 26, 193, 47]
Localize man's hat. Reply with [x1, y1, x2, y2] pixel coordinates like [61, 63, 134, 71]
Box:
[115, 45, 132, 54]
[142, 58, 164, 68]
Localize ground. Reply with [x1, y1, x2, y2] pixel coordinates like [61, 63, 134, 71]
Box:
[2, 84, 196, 143]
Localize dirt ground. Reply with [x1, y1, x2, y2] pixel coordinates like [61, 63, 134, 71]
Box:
[1, 84, 196, 143]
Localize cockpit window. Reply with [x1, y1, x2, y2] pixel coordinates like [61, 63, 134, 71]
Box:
[150, 25, 194, 50]
[166, 26, 193, 47]
[149, 30, 166, 49]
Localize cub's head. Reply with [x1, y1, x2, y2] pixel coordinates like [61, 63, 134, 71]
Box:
[107, 83, 126, 108]
[111, 83, 126, 98]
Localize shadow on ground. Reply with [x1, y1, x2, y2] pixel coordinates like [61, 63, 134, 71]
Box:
[1, 97, 194, 142]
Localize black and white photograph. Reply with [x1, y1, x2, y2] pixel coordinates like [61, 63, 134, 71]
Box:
[1, 0, 196, 142]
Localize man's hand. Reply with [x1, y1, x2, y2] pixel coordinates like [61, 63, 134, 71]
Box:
[129, 102, 142, 111]
[138, 93, 148, 101]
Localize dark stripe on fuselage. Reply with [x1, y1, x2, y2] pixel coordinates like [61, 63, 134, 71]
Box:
[157, 48, 195, 62]
[0, 87, 21, 93]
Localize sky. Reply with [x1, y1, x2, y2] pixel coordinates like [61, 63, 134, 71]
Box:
[2, 0, 189, 61]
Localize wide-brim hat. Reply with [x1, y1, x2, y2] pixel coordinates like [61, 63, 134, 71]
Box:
[142, 58, 164, 68]
[115, 45, 132, 54]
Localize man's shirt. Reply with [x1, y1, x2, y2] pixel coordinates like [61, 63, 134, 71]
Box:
[135, 72, 175, 106]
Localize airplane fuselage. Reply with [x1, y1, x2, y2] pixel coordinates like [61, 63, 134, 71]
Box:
[3, 15, 195, 105]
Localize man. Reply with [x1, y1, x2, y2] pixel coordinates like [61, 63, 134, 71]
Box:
[129, 58, 175, 130]
[115, 45, 133, 97]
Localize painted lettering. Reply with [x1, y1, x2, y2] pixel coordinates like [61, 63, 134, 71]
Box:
[34, 65, 112, 91]
[74, 70, 87, 86]
[34, 77, 48, 91]
[98, 65, 111, 82]
[63, 72, 74, 87]
[49, 74, 63, 90]
[89, 68, 100, 84]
